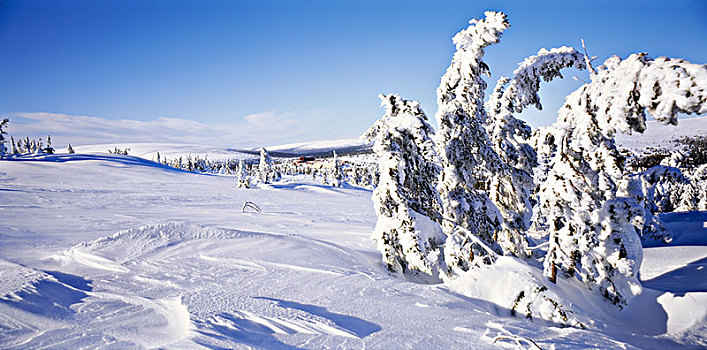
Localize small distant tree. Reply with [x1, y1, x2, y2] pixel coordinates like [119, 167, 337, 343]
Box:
[22, 137, 31, 154]
[330, 151, 343, 187]
[43, 135, 55, 154]
[258, 147, 280, 183]
[11, 136, 19, 155]
[67, 143, 75, 154]
[320, 168, 329, 185]
[0, 118, 8, 158]
[236, 159, 251, 188]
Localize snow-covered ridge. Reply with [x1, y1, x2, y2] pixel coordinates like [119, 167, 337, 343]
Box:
[68, 116, 706, 163]
[74, 139, 371, 161]
[251, 138, 370, 156]
[615, 115, 707, 151]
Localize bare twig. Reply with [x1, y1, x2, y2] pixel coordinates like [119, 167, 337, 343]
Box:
[492, 334, 542, 350]
[572, 75, 589, 84]
[440, 216, 499, 260]
[580, 38, 597, 75]
[242, 201, 261, 213]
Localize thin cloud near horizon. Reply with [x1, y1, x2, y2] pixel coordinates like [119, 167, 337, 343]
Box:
[4, 110, 338, 148]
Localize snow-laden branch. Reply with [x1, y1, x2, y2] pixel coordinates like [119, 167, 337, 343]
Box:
[488, 46, 586, 116]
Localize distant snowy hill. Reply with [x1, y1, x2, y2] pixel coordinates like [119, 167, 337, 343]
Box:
[71, 116, 705, 164]
[74, 139, 371, 161]
[615, 115, 707, 151]
[249, 138, 370, 157]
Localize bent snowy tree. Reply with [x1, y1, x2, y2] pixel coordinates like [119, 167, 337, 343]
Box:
[485, 46, 586, 249]
[364, 94, 445, 279]
[539, 54, 707, 306]
[434, 11, 516, 275]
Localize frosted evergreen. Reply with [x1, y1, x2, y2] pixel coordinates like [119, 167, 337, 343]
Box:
[364, 94, 444, 278]
[539, 54, 707, 306]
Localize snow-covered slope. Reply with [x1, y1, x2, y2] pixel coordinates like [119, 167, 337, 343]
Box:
[0, 154, 705, 348]
[253, 138, 370, 157]
[74, 143, 256, 161]
[615, 115, 707, 151]
[74, 139, 372, 163]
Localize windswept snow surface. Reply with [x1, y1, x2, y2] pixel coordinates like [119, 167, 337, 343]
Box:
[0, 153, 705, 349]
[615, 115, 707, 151]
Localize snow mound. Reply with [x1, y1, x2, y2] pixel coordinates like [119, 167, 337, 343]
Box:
[445, 257, 587, 327]
[76, 222, 255, 261]
[0, 259, 46, 299]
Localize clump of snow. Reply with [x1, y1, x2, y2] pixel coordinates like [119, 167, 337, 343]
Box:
[445, 256, 585, 328]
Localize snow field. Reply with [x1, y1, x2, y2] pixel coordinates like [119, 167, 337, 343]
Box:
[0, 153, 705, 348]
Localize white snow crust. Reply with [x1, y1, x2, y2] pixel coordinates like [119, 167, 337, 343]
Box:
[0, 153, 705, 348]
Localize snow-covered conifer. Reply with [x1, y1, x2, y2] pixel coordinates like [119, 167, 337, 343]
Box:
[363, 93, 445, 278]
[617, 165, 688, 244]
[258, 148, 271, 183]
[484, 47, 586, 245]
[686, 165, 707, 211]
[44, 135, 55, 154]
[320, 168, 329, 185]
[330, 151, 343, 187]
[11, 136, 19, 155]
[486, 47, 585, 174]
[434, 11, 532, 273]
[0, 118, 8, 158]
[236, 159, 251, 188]
[258, 147, 280, 183]
[539, 53, 707, 306]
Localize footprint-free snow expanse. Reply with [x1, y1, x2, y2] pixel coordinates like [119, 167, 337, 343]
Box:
[1, 153, 705, 349]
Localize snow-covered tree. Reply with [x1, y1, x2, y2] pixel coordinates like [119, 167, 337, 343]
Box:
[616, 165, 688, 244]
[484, 46, 586, 246]
[258, 147, 280, 184]
[539, 53, 707, 306]
[486, 46, 585, 174]
[434, 11, 533, 274]
[363, 93, 445, 278]
[0, 118, 8, 158]
[236, 159, 251, 188]
[11, 136, 19, 155]
[678, 164, 707, 211]
[330, 151, 343, 187]
[44, 135, 55, 154]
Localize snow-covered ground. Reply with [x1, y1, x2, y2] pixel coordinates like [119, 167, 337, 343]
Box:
[1, 153, 705, 349]
[615, 115, 707, 151]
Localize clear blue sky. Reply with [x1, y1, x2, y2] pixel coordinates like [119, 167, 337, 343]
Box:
[1, 0, 705, 146]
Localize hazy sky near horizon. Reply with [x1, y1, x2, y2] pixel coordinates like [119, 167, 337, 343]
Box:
[1, 0, 705, 147]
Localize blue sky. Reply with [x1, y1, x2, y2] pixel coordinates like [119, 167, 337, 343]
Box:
[1, 0, 705, 146]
